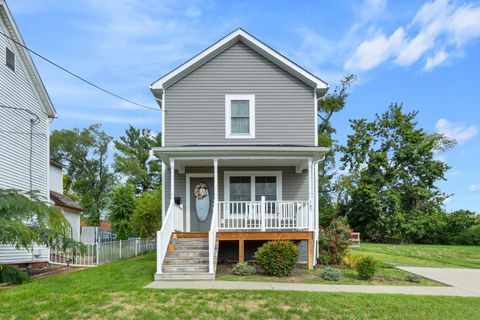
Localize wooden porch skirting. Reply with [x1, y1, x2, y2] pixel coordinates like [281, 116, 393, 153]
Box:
[217, 231, 314, 270]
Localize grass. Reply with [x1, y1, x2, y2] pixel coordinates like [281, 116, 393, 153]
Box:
[352, 243, 480, 269]
[1, 253, 480, 319]
[216, 263, 441, 286]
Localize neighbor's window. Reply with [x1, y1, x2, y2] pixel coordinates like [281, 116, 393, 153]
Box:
[6, 47, 14, 72]
[225, 94, 255, 138]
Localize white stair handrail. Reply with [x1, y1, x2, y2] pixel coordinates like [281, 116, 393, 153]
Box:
[156, 202, 176, 274]
[208, 201, 218, 273]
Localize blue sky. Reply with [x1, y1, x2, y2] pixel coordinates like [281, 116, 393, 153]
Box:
[8, 0, 480, 212]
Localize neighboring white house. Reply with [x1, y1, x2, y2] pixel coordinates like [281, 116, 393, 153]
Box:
[0, 0, 56, 267]
[49, 160, 83, 242]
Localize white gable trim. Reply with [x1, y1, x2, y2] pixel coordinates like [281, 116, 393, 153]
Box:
[0, 1, 56, 118]
[150, 29, 328, 101]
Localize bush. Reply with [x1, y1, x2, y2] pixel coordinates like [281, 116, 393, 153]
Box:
[459, 224, 480, 245]
[320, 267, 342, 281]
[254, 240, 299, 277]
[232, 262, 256, 276]
[0, 264, 31, 284]
[355, 256, 378, 280]
[405, 274, 421, 283]
[341, 254, 360, 269]
[318, 217, 352, 265]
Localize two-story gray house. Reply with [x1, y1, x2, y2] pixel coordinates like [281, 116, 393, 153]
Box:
[150, 29, 329, 280]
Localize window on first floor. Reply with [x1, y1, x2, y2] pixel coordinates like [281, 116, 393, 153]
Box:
[226, 172, 281, 202]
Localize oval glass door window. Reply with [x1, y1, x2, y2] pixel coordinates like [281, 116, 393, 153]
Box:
[194, 182, 210, 222]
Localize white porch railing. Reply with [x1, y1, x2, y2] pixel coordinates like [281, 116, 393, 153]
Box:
[156, 203, 182, 274]
[217, 199, 311, 231]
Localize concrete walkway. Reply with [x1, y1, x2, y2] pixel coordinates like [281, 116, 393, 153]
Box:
[399, 267, 480, 296]
[146, 274, 480, 297]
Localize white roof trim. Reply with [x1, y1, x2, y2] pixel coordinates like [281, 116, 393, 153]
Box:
[0, 0, 56, 118]
[150, 28, 328, 100]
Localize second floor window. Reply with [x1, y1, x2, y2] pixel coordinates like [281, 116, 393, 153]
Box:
[225, 94, 255, 138]
[6, 47, 15, 72]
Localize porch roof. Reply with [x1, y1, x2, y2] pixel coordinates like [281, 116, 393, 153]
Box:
[153, 145, 329, 163]
[153, 145, 329, 174]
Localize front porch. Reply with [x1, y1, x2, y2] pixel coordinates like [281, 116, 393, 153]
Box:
[154, 146, 328, 279]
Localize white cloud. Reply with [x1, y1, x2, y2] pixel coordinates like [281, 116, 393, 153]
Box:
[435, 118, 478, 144]
[444, 196, 453, 204]
[345, 0, 480, 71]
[345, 28, 406, 71]
[469, 184, 480, 192]
[424, 50, 449, 70]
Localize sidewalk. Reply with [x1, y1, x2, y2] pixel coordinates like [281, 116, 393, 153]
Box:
[145, 280, 479, 297]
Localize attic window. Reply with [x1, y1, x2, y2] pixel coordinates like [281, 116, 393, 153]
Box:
[225, 94, 255, 139]
[6, 48, 14, 72]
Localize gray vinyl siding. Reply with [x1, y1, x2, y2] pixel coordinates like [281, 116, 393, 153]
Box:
[0, 17, 49, 200]
[164, 41, 315, 146]
[164, 166, 308, 230]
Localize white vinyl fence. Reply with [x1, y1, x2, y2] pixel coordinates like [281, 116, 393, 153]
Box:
[49, 238, 155, 267]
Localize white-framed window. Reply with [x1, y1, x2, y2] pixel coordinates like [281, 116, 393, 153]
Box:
[6, 47, 15, 72]
[225, 94, 255, 139]
[224, 171, 282, 202]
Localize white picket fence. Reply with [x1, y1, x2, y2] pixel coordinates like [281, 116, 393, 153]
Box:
[49, 238, 155, 267]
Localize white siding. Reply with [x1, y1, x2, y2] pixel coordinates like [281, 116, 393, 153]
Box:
[64, 209, 81, 241]
[0, 15, 49, 200]
[49, 164, 63, 193]
[0, 244, 49, 264]
[0, 13, 51, 264]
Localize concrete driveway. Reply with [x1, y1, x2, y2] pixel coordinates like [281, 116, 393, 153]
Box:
[399, 267, 480, 296]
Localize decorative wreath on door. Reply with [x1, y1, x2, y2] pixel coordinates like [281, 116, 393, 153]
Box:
[194, 182, 209, 200]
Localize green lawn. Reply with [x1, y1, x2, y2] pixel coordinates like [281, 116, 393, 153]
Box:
[352, 243, 480, 268]
[216, 263, 441, 286]
[1, 253, 480, 319]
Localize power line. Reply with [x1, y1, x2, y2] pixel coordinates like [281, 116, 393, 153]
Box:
[0, 30, 160, 112]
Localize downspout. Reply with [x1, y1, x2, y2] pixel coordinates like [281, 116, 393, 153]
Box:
[311, 153, 326, 265]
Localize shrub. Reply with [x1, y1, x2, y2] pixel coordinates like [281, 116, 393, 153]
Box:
[318, 217, 352, 265]
[0, 264, 31, 284]
[459, 224, 480, 245]
[232, 262, 256, 276]
[254, 240, 299, 277]
[320, 267, 342, 281]
[341, 254, 360, 269]
[405, 274, 421, 283]
[355, 256, 378, 280]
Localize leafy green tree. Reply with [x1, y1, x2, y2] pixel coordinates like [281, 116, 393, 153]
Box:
[130, 188, 162, 238]
[317, 74, 356, 226]
[108, 183, 136, 235]
[115, 220, 129, 241]
[0, 189, 68, 249]
[114, 126, 162, 194]
[338, 104, 455, 242]
[50, 124, 114, 225]
[444, 210, 478, 244]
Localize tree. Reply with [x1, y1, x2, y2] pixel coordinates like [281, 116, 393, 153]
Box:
[50, 124, 115, 225]
[130, 188, 162, 238]
[317, 74, 356, 226]
[108, 183, 136, 235]
[0, 189, 68, 250]
[114, 126, 162, 194]
[339, 104, 455, 242]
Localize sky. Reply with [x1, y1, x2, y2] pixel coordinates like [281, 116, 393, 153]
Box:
[7, 0, 480, 212]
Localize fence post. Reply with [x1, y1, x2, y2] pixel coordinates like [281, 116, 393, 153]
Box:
[119, 240, 122, 259]
[96, 241, 100, 265]
[135, 239, 138, 256]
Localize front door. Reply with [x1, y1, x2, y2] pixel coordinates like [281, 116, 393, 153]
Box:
[190, 177, 214, 232]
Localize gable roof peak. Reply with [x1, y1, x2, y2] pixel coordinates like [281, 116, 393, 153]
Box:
[150, 28, 328, 105]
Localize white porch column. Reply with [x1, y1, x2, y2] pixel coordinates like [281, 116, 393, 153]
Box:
[213, 159, 218, 203]
[308, 159, 313, 231]
[170, 159, 175, 205]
